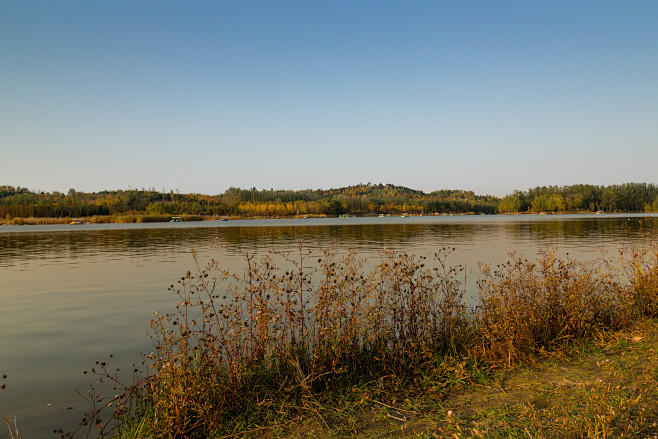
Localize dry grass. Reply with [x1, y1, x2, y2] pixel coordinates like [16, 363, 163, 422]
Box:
[420, 319, 658, 438]
[62, 237, 658, 438]
[0, 214, 204, 225]
[1, 216, 73, 225]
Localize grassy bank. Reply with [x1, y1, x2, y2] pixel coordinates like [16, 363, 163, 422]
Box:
[0, 214, 329, 226]
[66, 237, 658, 438]
[231, 318, 658, 438]
[0, 215, 204, 225]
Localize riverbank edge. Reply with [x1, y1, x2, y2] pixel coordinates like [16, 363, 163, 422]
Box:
[108, 320, 658, 439]
[7, 319, 658, 437]
[251, 317, 658, 438]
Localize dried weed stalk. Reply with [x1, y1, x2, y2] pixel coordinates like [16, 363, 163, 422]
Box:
[64, 237, 658, 438]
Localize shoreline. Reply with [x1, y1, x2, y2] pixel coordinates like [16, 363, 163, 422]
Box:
[0, 210, 650, 227]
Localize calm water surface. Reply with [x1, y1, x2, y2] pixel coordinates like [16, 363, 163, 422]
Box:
[1, 214, 656, 436]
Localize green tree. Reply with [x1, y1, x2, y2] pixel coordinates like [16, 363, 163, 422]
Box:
[546, 194, 566, 212]
[498, 195, 522, 213]
[146, 202, 175, 215]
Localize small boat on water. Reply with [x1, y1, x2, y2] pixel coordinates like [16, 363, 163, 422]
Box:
[220, 217, 229, 221]
[170, 216, 182, 222]
[70, 218, 85, 225]
[401, 213, 409, 218]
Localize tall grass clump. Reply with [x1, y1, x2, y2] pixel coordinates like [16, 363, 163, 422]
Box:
[472, 250, 628, 366]
[72, 237, 658, 438]
[74, 246, 470, 437]
[625, 235, 658, 318]
[136, 246, 470, 435]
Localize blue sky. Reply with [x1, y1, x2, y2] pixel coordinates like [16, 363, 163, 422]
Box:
[1, 1, 656, 196]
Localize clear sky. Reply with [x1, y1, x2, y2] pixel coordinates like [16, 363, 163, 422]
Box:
[1, 1, 656, 197]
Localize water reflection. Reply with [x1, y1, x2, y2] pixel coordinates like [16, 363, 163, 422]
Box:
[1, 215, 654, 269]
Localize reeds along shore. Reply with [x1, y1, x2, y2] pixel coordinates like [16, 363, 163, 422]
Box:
[75, 238, 658, 438]
[1, 214, 205, 225]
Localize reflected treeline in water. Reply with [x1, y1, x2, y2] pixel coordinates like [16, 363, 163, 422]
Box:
[504, 217, 656, 254]
[0, 228, 175, 268]
[209, 223, 484, 250]
[501, 216, 654, 243]
[0, 215, 655, 269]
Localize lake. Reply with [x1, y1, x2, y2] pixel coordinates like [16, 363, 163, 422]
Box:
[1, 213, 656, 436]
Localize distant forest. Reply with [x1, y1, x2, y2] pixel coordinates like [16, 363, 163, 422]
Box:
[1, 183, 657, 220]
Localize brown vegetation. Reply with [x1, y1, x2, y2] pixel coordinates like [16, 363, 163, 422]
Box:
[62, 235, 658, 438]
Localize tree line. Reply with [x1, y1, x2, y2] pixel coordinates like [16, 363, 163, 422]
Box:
[1, 182, 657, 220]
[497, 183, 658, 213]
